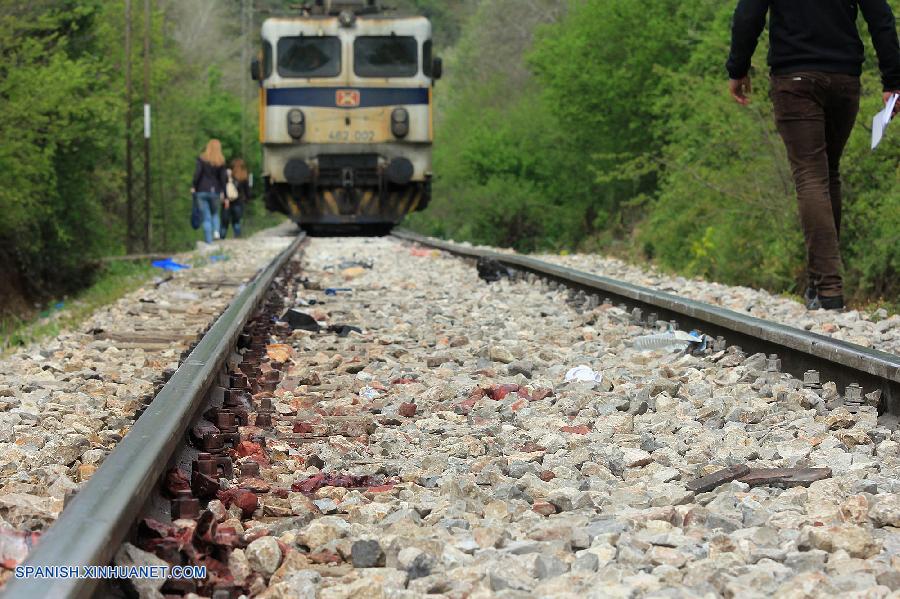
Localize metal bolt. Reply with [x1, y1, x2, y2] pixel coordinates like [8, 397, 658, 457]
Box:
[171, 490, 200, 520]
[766, 354, 781, 372]
[201, 432, 226, 454]
[845, 383, 863, 405]
[224, 388, 249, 407]
[631, 308, 643, 325]
[229, 373, 250, 390]
[241, 462, 261, 478]
[647, 313, 658, 327]
[803, 370, 821, 388]
[603, 298, 612, 306]
[669, 320, 679, 332]
[713, 336, 727, 352]
[618, 303, 627, 311]
[191, 453, 222, 498]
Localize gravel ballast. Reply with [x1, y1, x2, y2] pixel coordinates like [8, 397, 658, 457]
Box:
[202, 236, 900, 598]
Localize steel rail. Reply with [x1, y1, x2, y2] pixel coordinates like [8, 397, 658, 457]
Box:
[3, 232, 305, 599]
[393, 230, 900, 415]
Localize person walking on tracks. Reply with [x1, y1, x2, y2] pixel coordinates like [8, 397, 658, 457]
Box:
[221, 159, 251, 239]
[191, 139, 228, 245]
[727, 0, 900, 311]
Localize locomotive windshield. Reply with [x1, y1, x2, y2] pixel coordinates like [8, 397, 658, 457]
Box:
[278, 37, 341, 78]
[354, 36, 418, 77]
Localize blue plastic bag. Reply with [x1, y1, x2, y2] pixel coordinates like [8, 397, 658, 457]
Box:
[190, 193, 202, 230]
[152, 258, 191, 272]
[325, 288, 353, 296]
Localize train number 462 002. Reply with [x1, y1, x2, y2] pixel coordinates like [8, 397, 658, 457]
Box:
[328, 130, 375, 142]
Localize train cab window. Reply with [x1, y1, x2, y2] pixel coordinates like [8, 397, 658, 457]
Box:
[354, 36, 418, 78]
[423, 40, 433, 77]
[263, 41, 273, 78]
[278, 37, 341, 78]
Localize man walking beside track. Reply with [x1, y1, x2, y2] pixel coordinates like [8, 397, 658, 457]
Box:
[726, 0, 900, 311]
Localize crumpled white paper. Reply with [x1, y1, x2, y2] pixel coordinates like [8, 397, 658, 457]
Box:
[564, 365, 603, 384]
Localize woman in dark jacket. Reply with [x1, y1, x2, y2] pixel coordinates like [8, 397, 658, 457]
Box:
[221, 158, 251, 239]
[191, 139, 228, 244]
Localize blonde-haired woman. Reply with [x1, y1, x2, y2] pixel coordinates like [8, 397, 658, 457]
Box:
[191, 139, 227, 244]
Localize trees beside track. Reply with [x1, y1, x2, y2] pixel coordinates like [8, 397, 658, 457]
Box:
[0, 1, 258, 317]
[410, 0, 900, 306]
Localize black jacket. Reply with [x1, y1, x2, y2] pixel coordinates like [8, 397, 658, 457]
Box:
[727, 0, 900, 90]
[236, 179, 251, 204]
[192, 158, 228, 195]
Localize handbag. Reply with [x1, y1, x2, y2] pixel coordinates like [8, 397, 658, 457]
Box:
[190, 193, 202, 230]
[226, 178, 239, 201]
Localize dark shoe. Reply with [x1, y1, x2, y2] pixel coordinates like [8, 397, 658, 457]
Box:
[806, 294, 844, 311]
[804, 285, 817, 303]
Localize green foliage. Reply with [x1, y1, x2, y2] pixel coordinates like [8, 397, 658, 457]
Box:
[0, 0, 262, 318]
[1, 260, 155, 354]
[0, 1, 119, 297]
[413, 0, 900, 306]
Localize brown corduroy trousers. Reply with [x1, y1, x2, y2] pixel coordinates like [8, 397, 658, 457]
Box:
[770, 72, 861, 298]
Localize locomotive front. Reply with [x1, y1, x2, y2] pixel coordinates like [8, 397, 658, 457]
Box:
[252, 0, 441, 231]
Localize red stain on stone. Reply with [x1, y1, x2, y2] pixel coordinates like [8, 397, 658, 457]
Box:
[399, 403, 417, 417]
[309, 550, 343, 564]
[456, 397, 478, 414]
[530, 388, 554, 402]
[292, 473, 395, 496]
[293, 421, 313, 434]
[532, 502, 557, 516]
[486, 384, 520, 401]
[560, 425, 590, 435]
[164, 467, 191, 497]
[217, 488, 258, 518]
[236, 441, 264, 458]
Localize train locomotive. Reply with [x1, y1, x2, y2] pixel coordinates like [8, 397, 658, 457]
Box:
[252, 0, 441, 232]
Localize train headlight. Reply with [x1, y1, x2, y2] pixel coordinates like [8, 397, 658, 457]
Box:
[287, 109, 305, 140]
[339, 10, 356, 28]
[391, 108, 409, 139]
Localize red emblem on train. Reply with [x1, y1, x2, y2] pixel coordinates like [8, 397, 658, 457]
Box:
[336, 90, 361, 107]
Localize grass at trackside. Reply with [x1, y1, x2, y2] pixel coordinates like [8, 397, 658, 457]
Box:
[0, 261, 156, 356]
[0, 210, 289, 356]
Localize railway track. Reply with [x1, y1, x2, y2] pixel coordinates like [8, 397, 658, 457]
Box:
[3, 231, 306, 598]
[4, 233, 900, 598]
[393, 230, 900, 421]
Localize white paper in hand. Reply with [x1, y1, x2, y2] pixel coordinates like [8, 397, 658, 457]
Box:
[872, 93, 898, 150]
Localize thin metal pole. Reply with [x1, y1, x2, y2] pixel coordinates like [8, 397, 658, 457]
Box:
[158, 0, 169, 248]
[241, 0, 248, 159]
[142, 0, 152, 252]
[125, 0, 134, 253]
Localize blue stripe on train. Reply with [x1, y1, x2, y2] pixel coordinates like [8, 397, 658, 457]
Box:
[267, 87, 429, 108]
